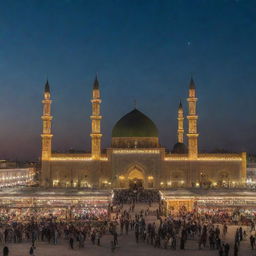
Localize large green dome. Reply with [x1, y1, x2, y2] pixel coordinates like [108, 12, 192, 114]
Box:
[112, 109, 158, 138]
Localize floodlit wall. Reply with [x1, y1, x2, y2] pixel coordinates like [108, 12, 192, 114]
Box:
[40, 150, 246, 188]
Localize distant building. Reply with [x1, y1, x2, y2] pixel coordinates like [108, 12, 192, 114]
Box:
[0, 160, 16, 169]
[0, 166, 35, 189]
[40, 77, 246, 188]
[246, 155, 256, 185]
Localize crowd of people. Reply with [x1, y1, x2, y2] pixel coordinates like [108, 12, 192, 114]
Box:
[110, 190, 256, 255]
[113, 188, 160, 204]
[0, 215, 110, 255]
[197, 209, 255, 226]
[0, 189, 256, 256]
[72, 208, 108, 221]
[126, 210, 247, 256]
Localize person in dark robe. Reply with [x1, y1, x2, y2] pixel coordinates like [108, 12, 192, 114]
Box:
[3, 246, 8, 256]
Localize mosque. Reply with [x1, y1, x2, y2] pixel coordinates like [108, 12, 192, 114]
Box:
[40, 77, 246, 189]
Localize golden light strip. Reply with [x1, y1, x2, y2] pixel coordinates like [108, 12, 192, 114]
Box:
[50, 157, 108, 161]
[50, 157, 92, 161]
[164, 157, 242, 161]
[113, 149, 160, 154]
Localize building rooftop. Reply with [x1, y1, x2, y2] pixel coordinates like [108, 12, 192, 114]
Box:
[161, 188, 256, 198]
[0, 187, 112, 198]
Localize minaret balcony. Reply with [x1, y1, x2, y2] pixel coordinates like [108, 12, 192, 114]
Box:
[41, 116, 53, 121]
[90, 133, 102, 138]
[187, 115, 198, 120]
[187, 98, 198, 102]
[91, 99, 102, 103]
[90, 115, 102, 120]
[41, 134, 53, 138]
[187, 133, 199, 137]
[42, 99, 52, 104]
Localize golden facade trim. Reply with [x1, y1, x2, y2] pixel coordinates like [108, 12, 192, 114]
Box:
[112, 149, 160, 154]
[50, 157, 92, 161]
[50, 153, 108, 161]
[164, 156, 242, 161]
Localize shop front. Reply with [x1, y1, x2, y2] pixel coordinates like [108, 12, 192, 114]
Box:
[165, 198, 195, 214]
[0, 188, 112, 221]
[160, 189, 256, 218]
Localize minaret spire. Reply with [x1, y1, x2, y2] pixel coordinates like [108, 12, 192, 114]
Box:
[177, 100, 184, 143]
[187, 77, 199, 159]
[93, 75, 99, 90]
[41, 80, 53, 161]
[189, 76, 196, 90]
[90, 75, 102, 159]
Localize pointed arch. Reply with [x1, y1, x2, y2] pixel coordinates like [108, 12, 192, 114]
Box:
[125, 162, 146, 188]
[125, 161, 146, 176]
[128, 168, 144, 180]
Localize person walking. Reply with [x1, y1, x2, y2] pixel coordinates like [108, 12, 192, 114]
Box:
[54, 228, 58, 245]
[69, 237, 74, 249]
[113, 231, 118, 246]
[91, 231, 96, 245]
[96, 231, 101, 246]
[125, 219, 129, 235]
[120, 218, 124, 234]
[224, 242, 230, 256]
[29, 246, 35, 256]
[3, 246, 8, 256]
[250, 234, 255, 250]
[218, 244, 223, 256]
[172, 235, 177, 250]
[239, 227, 243, 241]
[234, 242, 239, 256]
[180, 228, 187, 250]
[223, 223, 228, 237]
[135, 223, 139, 243]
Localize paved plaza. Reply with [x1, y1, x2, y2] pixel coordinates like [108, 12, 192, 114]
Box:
[2, 225, 255, 256]
[1, 203, 256, 256]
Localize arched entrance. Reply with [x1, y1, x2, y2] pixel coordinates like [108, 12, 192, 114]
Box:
[128, 168, 144, 190]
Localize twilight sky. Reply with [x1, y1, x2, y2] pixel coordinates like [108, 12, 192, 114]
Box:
[0, 0, 256, 160]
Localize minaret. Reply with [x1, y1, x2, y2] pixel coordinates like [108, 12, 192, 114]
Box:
[177, 100, 184, 143]
[187, 77, 199, 159]
[90, 76, 102, 159]
[41, 80, 53, 160]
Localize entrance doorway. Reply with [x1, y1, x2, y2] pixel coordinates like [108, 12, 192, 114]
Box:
[128, 168, 144, 190]
[129, 178, 143, 190]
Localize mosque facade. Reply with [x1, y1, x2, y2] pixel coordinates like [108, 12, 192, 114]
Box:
[40, 78, 246, 189]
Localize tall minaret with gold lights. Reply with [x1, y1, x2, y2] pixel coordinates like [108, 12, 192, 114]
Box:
[177, 100, 184, 143]
[187, 78, 199, 159]
[90, 76, 102, 159]
[41, 80, 53, 161]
